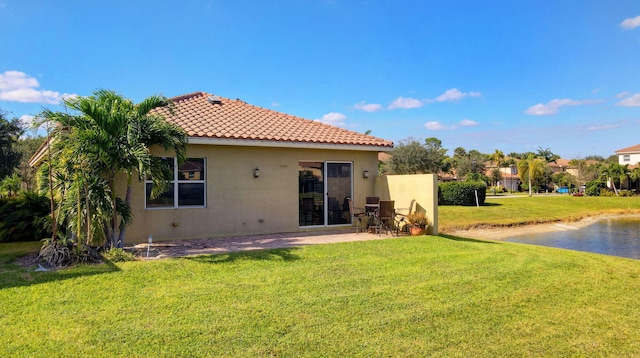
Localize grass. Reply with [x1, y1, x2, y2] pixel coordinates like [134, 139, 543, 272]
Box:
[2, 196, 640, 356]
[2, 236, 640, 356]
[439, 195, 640, 232]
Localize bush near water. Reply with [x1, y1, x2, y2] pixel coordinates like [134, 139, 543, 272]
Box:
[438, 181, 486, 206]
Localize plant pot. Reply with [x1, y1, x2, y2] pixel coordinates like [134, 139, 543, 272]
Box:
[410, 226, 425, 236]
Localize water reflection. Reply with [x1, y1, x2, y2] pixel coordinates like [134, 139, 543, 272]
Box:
[505, 217, 640, 260]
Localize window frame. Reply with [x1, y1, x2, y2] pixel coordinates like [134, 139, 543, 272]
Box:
[145, 157, 207, 209]
[623, 154, 630, 162]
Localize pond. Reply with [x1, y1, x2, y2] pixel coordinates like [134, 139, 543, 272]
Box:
[505, 217, 640, 260]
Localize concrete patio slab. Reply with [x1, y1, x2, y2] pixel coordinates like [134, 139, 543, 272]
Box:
[129, 229, 399, 259]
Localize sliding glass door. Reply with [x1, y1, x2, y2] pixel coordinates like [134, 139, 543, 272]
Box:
[298, 162, 352, 227]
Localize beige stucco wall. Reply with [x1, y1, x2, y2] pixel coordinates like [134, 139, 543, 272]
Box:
[118, 144, 381, 244]
[374, 174, 439, 235]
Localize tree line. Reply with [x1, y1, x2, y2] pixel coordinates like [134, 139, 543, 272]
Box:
[382, 137, 640, 197]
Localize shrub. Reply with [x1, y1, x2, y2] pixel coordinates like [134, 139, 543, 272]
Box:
[0, 191, 51, 242]
[439, 181, 486, 206]
[585, 180, 606, 197]
[39, 236, 102, 268]
[102, 248, 138, 262]
[599, 188, 616, 197]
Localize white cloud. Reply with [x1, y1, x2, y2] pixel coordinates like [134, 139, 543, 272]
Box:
[424, 121, 446, 130]
[459, 119, 479, 127]
[354, 100, 383, 112]
[0, 70, 75, 104]
[587, 124, 619, 131]
[616, 93, 640, 107]
[18, 114, 35, 128]
[317, 112, 347, 126]
[525, 98, 601, 115]
[388, 96, 423, 109]
[435, 88, 481, 102]
[621, 15, 640, 30]
[271, 102, 280, 107]
[616, 91, 630, 99]
[424, 119, 479, 131]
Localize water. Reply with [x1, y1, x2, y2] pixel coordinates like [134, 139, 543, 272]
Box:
[505, 217, 640, 260]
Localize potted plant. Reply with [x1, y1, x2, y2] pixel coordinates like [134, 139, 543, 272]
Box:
[406, 212, 428, 236]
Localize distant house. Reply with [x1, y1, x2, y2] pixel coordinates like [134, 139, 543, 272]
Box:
[615, 144, 640, 166]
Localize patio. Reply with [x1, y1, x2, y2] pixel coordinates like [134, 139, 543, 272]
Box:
[129, 229, 398, 259]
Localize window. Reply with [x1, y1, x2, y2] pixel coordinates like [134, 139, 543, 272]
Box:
[623, 155, 630, 162]
[145, 158, 206, 208]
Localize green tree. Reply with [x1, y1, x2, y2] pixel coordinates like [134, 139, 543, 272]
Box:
[455, 150, 485, 180]
[517, 154, 545, 197]
[490, 168, 503, 187]
[600, 163, 627, 196]
[0, 173, 22, 197]
[552, 172, 577, 189]
[388, 138, 446, 175]
[423, 137, 448, 174]
[0, 109, 23, 179]
[630, 167, 640, 193]
[13, 136, 45, 191]
[489, 149, 505, 167]
[40, 90, 188, 248]
[536, 147, 560, 163]
[388, 139, 428, 174]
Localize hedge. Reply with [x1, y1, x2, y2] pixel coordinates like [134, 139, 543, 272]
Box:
[0, 191, 51, 242]
[439, 181, 487, 206]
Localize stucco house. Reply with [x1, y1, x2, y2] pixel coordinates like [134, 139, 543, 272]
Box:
[93, 91, 401, 244]
[615, 144, 640, 166]
[30, 91, 443, 244]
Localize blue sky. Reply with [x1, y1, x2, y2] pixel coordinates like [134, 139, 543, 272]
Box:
[1, 1, 639, 159]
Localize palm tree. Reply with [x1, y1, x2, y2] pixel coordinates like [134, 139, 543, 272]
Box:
[630, 167, 640, 193]
[489, 149, 505, 168]
[537, 147, 560, 164]
[600, 163, 628, 196]
[41, 90, 188, 248]
[517, 154, 545, 197]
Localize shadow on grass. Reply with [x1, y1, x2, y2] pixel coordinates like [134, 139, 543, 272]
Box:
[184, 248, 301, 264]
[0, 256, 122, 290]
[439, 233, 500, 244]
[481, 202, 503, 207]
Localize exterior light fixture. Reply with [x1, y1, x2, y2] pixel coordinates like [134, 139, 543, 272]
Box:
[253, 167, 260, 178]
[363, 170, 370, 179]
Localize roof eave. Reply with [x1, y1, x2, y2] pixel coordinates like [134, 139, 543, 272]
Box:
[188, 137, 393, 152]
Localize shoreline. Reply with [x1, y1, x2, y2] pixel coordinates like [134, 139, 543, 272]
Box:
[444, 214, 640, 241]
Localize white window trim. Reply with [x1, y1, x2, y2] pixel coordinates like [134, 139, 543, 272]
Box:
[145, 157, 206, 209]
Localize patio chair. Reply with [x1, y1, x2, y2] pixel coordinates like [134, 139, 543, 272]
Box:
[347, 197, 366, 233]
[365, 196, 380, 214]
[373, 200, 395, 236]
[394, 199, 415, 235]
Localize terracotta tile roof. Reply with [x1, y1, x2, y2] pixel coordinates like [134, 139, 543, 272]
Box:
[615, 144, 640, 154]
[153, 92, 393, 149]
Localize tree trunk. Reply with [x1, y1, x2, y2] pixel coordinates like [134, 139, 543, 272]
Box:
[110, 178, 118, 249]
[528, 174, 532, 197]
[117, 183, 132, 248]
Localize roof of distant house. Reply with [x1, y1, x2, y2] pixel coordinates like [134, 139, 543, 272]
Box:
[152, 92, 393, 151]
[615, 144, 640, 154]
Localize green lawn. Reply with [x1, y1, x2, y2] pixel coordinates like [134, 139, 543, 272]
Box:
[2, 196, 640, 356]
[439, 195, 640, 232]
